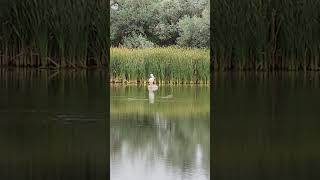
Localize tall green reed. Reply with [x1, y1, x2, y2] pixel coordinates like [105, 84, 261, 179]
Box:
[0, 0, 109, 68]
[212, 0, 320, 71]
[110, 47, 210, 84]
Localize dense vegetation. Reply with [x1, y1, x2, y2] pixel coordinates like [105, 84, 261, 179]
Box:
[110, 0, 209, 83]
[0, 0, 109, 68]
[110, 0, 209, 48]
[110, 47, 210, 84]
[212, 0, 320, 71]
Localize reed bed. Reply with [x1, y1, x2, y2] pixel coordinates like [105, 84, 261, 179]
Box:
[0, 0, 109, 68]
[110, 47, 210, 84]
[211, 0, 320, 71]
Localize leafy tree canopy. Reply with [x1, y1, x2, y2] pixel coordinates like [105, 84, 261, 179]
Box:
[111, 0, 209, 48]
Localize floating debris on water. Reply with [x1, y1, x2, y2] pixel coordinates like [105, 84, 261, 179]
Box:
[161, 95, 173, 99]
[128, 98, 149, 101]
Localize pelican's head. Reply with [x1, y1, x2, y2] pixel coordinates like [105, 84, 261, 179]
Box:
[150, 74, 154, 78]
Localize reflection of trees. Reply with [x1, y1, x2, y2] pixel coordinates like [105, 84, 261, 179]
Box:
[110, 111, 210, 178]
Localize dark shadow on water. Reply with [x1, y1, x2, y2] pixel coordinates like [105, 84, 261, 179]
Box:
[0, 69, 109, 180]
[213, 72, 320, 180]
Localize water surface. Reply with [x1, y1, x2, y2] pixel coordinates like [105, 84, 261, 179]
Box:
[214, 72, 320, 180]
[110, 85, 210, 180]
[0, 69, 108, 180]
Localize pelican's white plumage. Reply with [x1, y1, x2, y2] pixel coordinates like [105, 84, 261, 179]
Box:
[148, 74, 157, 104]
[148, 74, 155, 85]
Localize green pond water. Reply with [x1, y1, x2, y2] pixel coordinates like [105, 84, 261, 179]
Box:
[4, 69, 318, 180]
[0, 69, 108, 180]
[110, 85, 210, 180]
[214, 72, 320, 180]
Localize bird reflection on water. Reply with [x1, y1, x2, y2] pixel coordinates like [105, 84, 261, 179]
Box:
[148, 85, 158, 104]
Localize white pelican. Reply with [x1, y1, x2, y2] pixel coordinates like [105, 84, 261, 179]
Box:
[149, 74, 155, 85]
[148, 74, 158, 104]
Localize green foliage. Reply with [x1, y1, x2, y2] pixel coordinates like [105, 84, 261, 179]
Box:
[123, 34, 154, 48]
[212, 0, 320, 71]
[0, 0, 109, 68]
[177, 7, 210, 48]
[111, 0, 209, 48]
[110, 47, 210, 84]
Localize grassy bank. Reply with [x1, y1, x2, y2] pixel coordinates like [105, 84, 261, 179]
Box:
[0, 0, 108, 68]
[211, 0, 320, 71]
[110, 47, 210, 84]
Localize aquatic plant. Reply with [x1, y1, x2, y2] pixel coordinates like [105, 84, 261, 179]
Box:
[0, 0, 109, 68]
[211, 0, 320, 71]
[110, 47, 210, 84]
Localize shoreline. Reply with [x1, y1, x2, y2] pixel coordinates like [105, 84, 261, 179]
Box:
[110, 48, 210, 84]
[110, 83, 210, 86]
[109, 79, 209, 85]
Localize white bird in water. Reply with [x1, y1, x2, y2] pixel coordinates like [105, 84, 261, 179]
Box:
[147, 73, 158, 104]
[149, 74, 155, 85]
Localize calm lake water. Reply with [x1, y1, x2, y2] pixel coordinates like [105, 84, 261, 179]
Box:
[110, 85, 210, 180]
[5, 69, 318, 179]
[0, 69, 108, 180]
[214, 72, 320, 180]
